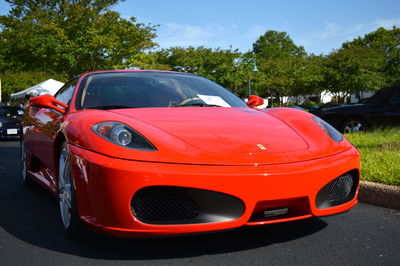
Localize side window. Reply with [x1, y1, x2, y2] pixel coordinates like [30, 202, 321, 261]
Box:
[388, 92, 400, 104]
[55, 78, 78, 105]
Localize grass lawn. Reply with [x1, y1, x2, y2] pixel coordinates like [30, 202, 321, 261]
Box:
[345, 127, 400, 186]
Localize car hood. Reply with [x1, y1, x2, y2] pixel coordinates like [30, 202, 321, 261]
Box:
[111, 107, 309, 155]
[66, 107, 352, 165]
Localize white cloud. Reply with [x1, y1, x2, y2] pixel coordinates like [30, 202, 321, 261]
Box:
[297, 20, 396, 54]
[318, 23, 340, 39]
[157, 23, 235, 48]
[155, 23, 292, 52]
[153, 18, 400, 55]
[374, 18, 400, 28]
[313, 22, 367, 40]
[247, 25, 269, 38]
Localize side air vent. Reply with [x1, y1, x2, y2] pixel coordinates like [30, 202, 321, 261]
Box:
[131, 186, 245, 225]
[316, 170, 359, 209]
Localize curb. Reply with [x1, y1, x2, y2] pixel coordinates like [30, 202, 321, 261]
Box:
[359, 181, 400, 210]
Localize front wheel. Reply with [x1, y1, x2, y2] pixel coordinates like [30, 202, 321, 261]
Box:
[21, 141, 32, 187]
[58, 143, 84, 237]
[341, 117, 368, 133]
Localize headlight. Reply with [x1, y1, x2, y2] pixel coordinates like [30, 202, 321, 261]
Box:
[0, 121, 3, 128]
[312, 117, 343, 142]
[92, 121, 157, 151]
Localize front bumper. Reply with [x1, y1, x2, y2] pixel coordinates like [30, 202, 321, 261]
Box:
[0, 127, 21, 139]
[68, 144, 360, 237]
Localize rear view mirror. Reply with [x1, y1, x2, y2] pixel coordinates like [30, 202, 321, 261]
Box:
[29, 94, 68, 114]
[246, 95, 264, 108]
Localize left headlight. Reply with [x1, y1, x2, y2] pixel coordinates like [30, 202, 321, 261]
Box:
[312, 116, 343, 142]
[92, 121, 157, 151]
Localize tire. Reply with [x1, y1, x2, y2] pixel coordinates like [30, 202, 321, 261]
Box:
[58, 142, 84, 237]
[21, 141, 32, 187]
[341, 117, 368, 133]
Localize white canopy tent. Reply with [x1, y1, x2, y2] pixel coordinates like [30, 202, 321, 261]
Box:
[10, 79, 64, 99]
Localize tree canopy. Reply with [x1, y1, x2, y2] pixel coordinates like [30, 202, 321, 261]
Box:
[324, 47, 387, 100]
[253, 30, 306, 59]
[0, 0, 157, 77]
[1, 1, 399, 104]
[343, 26, 400, 85]
[153, 46, 246, 95]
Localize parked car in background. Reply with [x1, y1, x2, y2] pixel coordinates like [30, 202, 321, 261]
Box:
[0, 105, 23, 139]
[316, 102, 348, 110]
[287, 105, 307, 111]
[311, 84, 400, 133]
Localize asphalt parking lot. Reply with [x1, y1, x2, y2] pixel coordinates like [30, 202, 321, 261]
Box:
[0, 140, 399, 265]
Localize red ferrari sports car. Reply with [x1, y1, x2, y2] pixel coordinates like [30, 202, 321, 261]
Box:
[21, 70, 360, 238]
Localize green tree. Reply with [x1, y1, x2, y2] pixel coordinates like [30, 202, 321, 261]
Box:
[115, 52, 172, 71]
[1, 71, 66, 101]
[251, 30, 308, 103]
[253, 30, 306, 59]
[325, 47, 387, 102]
[295, 55, 326, 97]
[254, 56, 300, 103]
[153, 46, 247, 96]
[342, 26, 400, 84]
[0, 0, 157, 77]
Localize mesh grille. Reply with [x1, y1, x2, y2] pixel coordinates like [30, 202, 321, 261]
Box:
[316, 170, 358, 209]
[328, 173, 354, 203]
[4, 121, 19, 127]
[131, 186, 200, 224]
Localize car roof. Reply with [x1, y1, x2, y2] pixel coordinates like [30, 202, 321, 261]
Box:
[365, 84, 400, 104]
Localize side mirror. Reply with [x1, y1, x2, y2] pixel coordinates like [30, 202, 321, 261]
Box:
[29, 94, 68, 114]
[246, 95, 264, 108]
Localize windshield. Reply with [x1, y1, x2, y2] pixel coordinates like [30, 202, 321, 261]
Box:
[76, 71, 247, 110]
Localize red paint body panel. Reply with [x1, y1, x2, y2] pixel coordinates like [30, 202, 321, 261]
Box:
[68, 144, 359, 237]
[22, 70, 361, 238]
[63, 107, 352, 165]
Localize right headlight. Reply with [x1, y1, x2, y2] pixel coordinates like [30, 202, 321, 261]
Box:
[92, 121, 157, 151]
[0, 121, 3, 128]
[312, 116, 343, 142]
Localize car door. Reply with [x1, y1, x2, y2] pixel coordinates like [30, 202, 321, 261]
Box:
[26, 78, 78, 188]
[385, 91, 400, 127]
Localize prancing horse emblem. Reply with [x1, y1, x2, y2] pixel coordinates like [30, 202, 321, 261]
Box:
[257, 144, 266, 150]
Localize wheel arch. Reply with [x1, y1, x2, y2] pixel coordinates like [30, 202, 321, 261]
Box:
[54, 132, 93, 224]
[53, 132, 67, 181]
[339, 114, 369, 132]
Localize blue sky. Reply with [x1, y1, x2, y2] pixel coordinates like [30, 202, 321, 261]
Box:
[1, 0, 399, 54]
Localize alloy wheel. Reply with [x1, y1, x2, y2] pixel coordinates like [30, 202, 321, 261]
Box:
[21, 142, 27, 182]
[58, 147, 72, 229]
[343, 120, 366, 133]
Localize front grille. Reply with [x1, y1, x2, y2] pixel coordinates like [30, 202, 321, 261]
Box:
[131, 186, 245, 225]
[131, 186, 200, 224]
[328, 173, 354, 203]
[316, 170, 359, 209]
[4, 121, 19, 128]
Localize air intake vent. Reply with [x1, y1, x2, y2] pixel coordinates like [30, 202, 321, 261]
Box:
[328, 173, 354, 203]
[131, 186, 245, 225]
[131, 186, 200, 224]
[316, 170, 359, 209]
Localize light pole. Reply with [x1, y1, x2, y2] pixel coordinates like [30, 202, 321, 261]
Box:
[236, 57, 258, 97]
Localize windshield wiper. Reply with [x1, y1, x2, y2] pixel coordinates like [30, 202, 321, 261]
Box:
[86, 105, 135, 110]
[171, 103, 221, 107]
